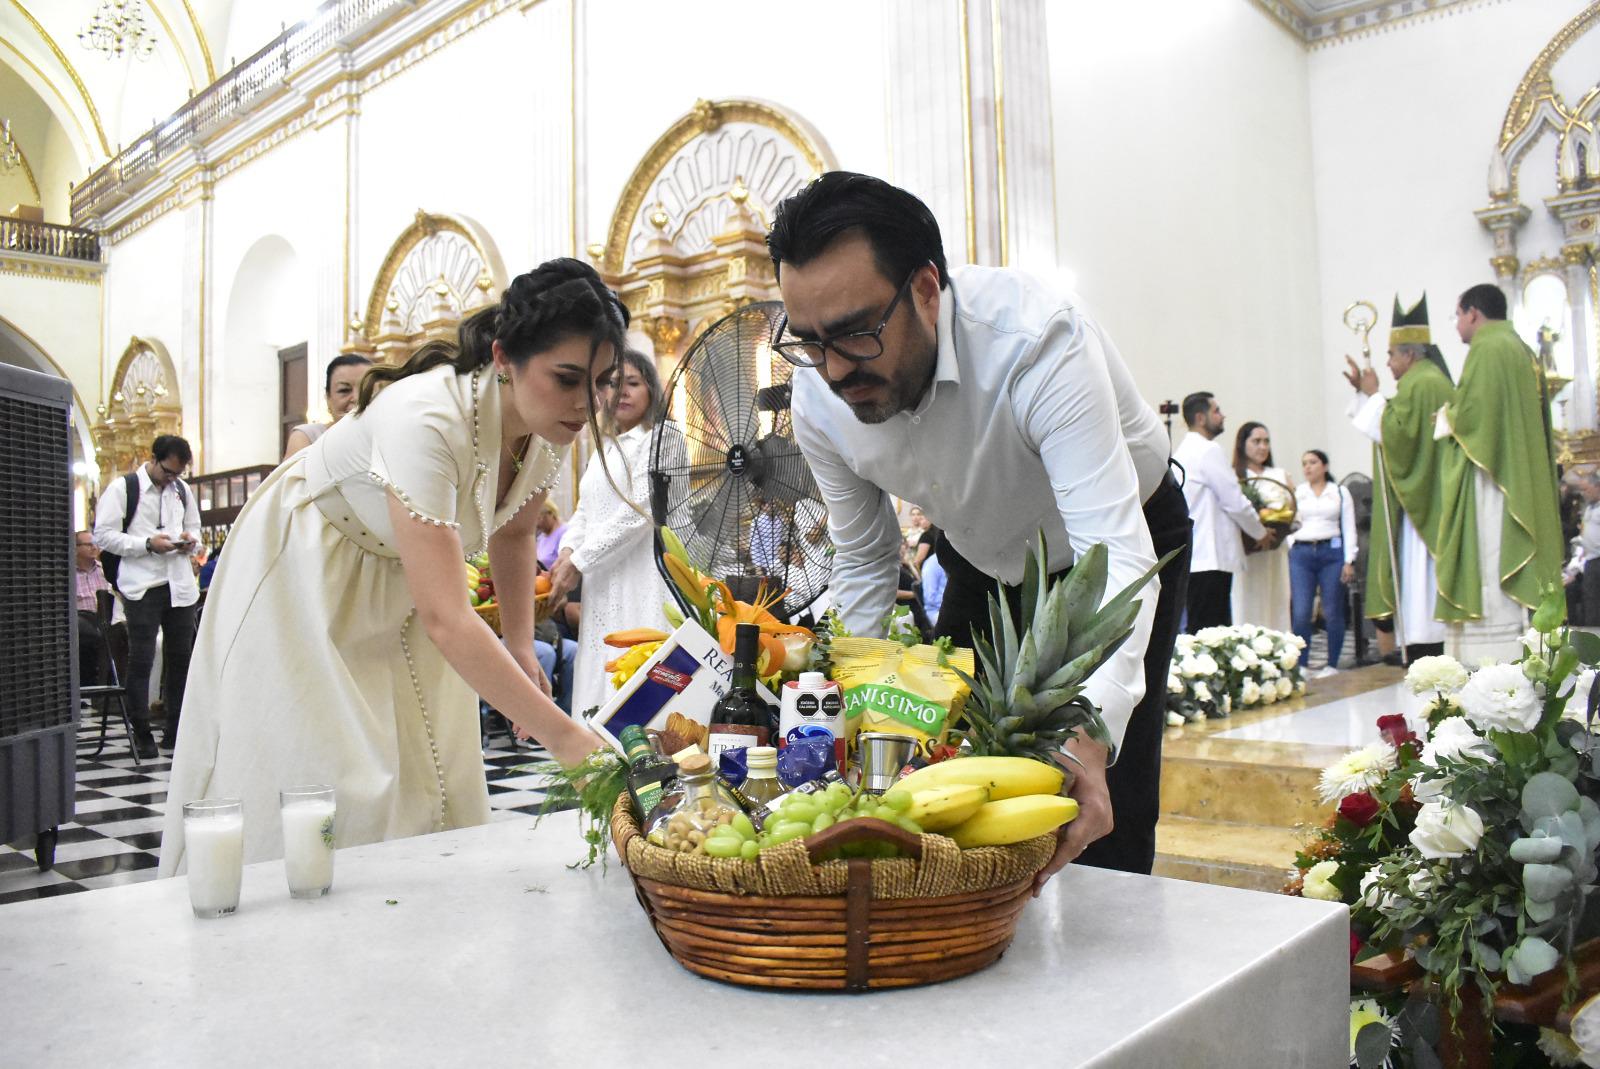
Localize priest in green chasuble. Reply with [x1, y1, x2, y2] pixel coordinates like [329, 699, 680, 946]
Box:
[1345, 296, 1457, 660]
[1434, 282, 1563, 663]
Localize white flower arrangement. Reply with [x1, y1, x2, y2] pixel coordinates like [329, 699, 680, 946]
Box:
[1165, 625, 1307, 725]
[1404, 654, 1470, 696]
[1455, 662, 1543, 734]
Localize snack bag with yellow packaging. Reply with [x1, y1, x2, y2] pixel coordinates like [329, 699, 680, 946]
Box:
[828, 637, 975, 753]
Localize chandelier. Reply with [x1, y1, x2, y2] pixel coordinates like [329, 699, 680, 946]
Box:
[79, 0, 157, 61]
[0, 120, 20, 175]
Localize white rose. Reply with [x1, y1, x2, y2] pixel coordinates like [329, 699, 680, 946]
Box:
[1456, 663, 1543, 734]
[1564, 669, 1599, 722]
[1277, 676, 1293, 698]
[1295, 679, 1307, 694]
[1420, 716, 1494, 767]
[1195, 627, 1232, 646]
[1407, 868, 1439, 900]
[1252, 634, 1275, 655]
[1409, 801, 1485, 860]
[1179, 657, 1204, 678]
[1262, 663, 1280, 680]
[1520, 628, 1543, 654]
[1278, 652, 1300, 670]
[1358, 868, 1399, 913]
[1406, 655, 1470, 695]
[1193, 682, 1212, 702]
[1167, 674, 1184, 695]
[1301, 860, 1343, 902]
[1231, 655, 1250, 673]
[1166, 710, 1185, 726]
[1239, 646, 1261, 666]
[1261, 688, 1278, 705]
[1194, 654, 1219, 677]
[1241, 680, 1261, 705]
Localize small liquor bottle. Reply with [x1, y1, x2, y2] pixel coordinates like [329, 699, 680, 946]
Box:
[619, 724, 676, 821]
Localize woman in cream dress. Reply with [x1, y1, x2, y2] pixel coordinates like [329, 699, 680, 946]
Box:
[160, 260, 623, 874]
[1230, 421, 1293, 632]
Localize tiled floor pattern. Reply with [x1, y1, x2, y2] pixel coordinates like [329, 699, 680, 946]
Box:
[0, 713, 559, 906]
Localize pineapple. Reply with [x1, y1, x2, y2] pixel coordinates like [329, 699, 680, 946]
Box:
[948, 537, 1166, 765]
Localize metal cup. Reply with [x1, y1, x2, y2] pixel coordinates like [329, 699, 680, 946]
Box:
[854, 732, 921, 794]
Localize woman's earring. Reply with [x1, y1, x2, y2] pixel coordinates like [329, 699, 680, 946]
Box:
[496, 371, 510, 386]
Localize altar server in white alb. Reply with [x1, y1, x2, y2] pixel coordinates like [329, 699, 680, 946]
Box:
[768, 172, 1192, 882]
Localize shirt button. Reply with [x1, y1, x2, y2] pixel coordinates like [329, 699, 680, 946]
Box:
[911, 415, 921, 425]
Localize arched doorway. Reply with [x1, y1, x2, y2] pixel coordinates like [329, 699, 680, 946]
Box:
[0, 314, 100, 524]
[216, 234, 312, 469]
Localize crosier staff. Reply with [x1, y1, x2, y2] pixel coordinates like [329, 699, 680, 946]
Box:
[1345, 299, 1408, 659]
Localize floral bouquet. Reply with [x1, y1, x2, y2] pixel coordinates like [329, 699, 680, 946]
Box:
[1166, 625, 1307, 725]
[1285, 587, 1600, 1067]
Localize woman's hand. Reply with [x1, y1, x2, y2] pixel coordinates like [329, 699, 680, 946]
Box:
[549, 548, 580, 602]
[511, 646, 552, 697]
[545, 720, 608, 768]
[1341, 562, 1355, 585]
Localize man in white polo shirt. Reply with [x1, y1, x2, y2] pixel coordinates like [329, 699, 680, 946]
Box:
[768, 172, 1192, 881]
[93, 435, 202, 758]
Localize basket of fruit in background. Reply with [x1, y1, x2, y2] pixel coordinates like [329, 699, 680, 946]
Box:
[582, 535, 1163, 992]
[1240, 474, 1297, 554]
[466, 553, 556, 635]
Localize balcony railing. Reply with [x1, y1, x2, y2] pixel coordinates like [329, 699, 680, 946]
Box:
[70, 0, 405, 222]
[0, 217, 100, 263]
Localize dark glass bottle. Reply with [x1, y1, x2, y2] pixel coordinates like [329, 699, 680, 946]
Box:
[706, 622, 770, 761]
[620, 725, 676, 821]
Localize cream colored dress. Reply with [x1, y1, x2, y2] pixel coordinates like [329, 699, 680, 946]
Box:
[159, 365, 563, 875]
[1232, 465, 1292, 632]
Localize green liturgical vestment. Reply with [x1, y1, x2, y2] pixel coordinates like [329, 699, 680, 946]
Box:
[1439, 320, 1563, 613]
[1367, 359, 1461, 622]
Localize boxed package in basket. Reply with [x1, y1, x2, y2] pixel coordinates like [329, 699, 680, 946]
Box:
[587, 619, 776, 753]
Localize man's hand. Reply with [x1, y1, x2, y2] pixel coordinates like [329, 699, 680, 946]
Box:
[148, 533, 178, 554]
[1256, 527, 1278, 550]
[1033, 734, 1112, 895]
[1344, 355, 1379, 396]
[1341, 563, 1355, 585]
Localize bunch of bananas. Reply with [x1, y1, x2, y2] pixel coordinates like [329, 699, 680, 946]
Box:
[888, 756, 1078, 847]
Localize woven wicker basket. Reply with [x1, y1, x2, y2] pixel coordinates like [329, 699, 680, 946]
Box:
[474, 601, 501, 635]
[611, 795, 1055, 991]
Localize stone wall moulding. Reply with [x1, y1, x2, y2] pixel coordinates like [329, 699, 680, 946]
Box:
[599, 98, 837, 278]
[93, 336, 184, 483]
[358, 211, 509, 355]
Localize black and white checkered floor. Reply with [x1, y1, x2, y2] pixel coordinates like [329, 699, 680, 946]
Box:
[0, 714, 562, 907]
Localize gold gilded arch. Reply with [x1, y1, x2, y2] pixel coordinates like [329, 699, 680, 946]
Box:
[359, 210, 509, 352]
[1491, 4, 1600, 203]
[600, 98, 833, 277]
[92, 336, 183, 483]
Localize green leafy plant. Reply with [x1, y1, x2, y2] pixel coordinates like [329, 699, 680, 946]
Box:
[529, 728, 627, 870]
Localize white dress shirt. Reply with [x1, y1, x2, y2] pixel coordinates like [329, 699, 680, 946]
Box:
[1580, 501, 1600, 561]
[93, 464, 202, 605]
[791, 265, 1161, 753]
[1288, 481, 1358, 564]
[1172, 432, 1266, 575]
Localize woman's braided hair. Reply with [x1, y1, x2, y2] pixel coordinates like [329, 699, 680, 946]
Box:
[356, 257, 627, 411]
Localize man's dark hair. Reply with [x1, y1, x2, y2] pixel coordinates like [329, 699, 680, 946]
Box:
[766, 171, 949, 289]
[152, 434, 193, 467]
[1458, 283, 1508, 321]
[1182, 392, 1214, 428]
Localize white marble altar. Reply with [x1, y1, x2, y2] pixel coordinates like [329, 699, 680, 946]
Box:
[0, 817, 1348, 1067]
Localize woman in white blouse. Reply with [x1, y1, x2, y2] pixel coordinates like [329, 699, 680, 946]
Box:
[549, 349, 675, 716]
[1286, 449, 1358, 676]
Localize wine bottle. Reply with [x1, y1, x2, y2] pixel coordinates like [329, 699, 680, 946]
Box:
[706, 622, 770, 761]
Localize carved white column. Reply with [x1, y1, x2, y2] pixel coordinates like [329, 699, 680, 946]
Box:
[520, 0, 576, 260]
[313, 66, 362, 408]
[175, 157, 214, 469]
[885, 0, 970, 265]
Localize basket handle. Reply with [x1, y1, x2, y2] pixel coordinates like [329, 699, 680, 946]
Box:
[803, 816, 923, 862]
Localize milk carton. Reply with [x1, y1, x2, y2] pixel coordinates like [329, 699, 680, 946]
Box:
[778, 671, 845, 771]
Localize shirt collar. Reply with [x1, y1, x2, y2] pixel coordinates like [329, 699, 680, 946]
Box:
[911, 283, 962, 417]
[135, 463, 158, 493]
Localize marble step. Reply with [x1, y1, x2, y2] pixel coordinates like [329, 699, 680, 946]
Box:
[1160, 739, 1343, 830]
[1153, 816, 1302, 894]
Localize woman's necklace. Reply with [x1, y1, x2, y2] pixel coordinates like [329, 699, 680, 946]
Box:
[508, 434, 532, 473]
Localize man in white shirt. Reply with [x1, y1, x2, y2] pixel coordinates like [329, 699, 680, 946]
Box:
[1172, 393, 1269, 632]
[768, 172, 1192, 880]
[93, 435, 202, 758]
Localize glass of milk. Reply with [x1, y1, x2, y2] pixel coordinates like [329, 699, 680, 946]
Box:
[279, 785, 337, 898]
[182, 799, 244, 919]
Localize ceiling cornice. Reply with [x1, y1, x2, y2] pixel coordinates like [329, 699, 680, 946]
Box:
[1248, 0, 1504, 48]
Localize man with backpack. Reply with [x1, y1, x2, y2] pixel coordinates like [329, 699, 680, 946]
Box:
[93, 435, 202, 758]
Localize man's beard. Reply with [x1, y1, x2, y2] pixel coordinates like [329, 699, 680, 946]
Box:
[831, 335, 936, 426]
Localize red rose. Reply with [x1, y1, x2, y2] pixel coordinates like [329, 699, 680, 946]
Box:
[1338, 791, 1381, 827]
[1350, 931, 1363, 962]
[1376, 714, 1416, 748]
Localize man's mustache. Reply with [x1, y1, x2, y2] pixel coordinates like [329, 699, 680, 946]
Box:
[829, 368, 887, 396]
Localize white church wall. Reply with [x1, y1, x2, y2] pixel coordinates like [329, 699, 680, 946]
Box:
[1308, 0, 1592, 476]
[103, 210, 186, 431]
[581, 0, 891, 253]
[0, 270, 101, 425]
[1047, 0, 1326, 473]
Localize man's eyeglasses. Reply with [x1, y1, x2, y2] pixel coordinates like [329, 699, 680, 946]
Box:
[157, 462, 185, 478]
[771, 268, 920, 369]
